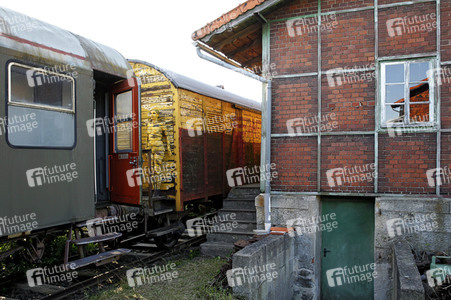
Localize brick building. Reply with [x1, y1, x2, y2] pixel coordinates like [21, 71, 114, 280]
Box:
[193, 0, 451, 299]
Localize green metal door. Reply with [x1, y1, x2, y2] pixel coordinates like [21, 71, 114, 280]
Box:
[321, 198, 375, 300]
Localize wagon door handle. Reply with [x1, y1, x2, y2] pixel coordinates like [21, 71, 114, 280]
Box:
[324, 248, 331, 257]
[129, 157, 137, 166]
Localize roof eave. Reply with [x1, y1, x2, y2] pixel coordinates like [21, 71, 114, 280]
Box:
[192, 0, 287, 71]
[193, 0, 284, 44]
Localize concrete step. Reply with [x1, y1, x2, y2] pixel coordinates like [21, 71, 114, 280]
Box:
[217, 219, 256, 231]
[223, 198, 255, 210]
[227, 186, 260, 199]
[227, 194, 258, 201]
[200, 241, 235, 258]
[219, 209, 256, 221]
[199, 185, 258, 257]
[207, 230, 254, 243]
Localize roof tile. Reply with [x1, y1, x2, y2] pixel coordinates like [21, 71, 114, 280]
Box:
[192, 0, 267, 41]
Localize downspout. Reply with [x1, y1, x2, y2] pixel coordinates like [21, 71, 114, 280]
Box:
[194, 43, 272, 234]
[262, 80, 272, 234]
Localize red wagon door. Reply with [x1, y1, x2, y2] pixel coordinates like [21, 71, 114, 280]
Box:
[109, 78, 141, 205]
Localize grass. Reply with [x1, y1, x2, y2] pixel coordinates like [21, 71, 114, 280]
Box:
[87, 250, 238, 300]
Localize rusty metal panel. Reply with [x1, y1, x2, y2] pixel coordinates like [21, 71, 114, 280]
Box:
[180, 129, 206, 201]
[207, 133, 224, 195]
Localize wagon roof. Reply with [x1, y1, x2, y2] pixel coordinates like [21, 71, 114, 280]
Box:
[130, 59, 261, 112]
[0, 6, 131, 78]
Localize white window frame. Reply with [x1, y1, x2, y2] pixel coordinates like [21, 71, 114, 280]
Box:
[8, 62, 75, 113]
[380, 58, 436, 128]
[7, 62, 76, 148]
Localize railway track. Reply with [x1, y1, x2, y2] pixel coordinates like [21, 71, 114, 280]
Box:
[1, 232, 207, 300]
[43, 233, 206, 300]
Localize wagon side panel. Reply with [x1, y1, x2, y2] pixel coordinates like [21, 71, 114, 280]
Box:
[179, 89, 206, 203]
[0, 50, 95, 234]
[204, 96, 226, 197]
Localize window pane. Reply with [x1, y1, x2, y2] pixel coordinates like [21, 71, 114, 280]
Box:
[115, 91, 133, 152]
[410, 104, 429, 123]
[10, 67, 33, 103]
[386, 84, 404, 104]
[116, 121, 132, 151]
[385, 104, 404, 123]
[7, 106, 75, 147]
[8, 63, 75, 148]
[116, 91, 133, 120]
[386, 64, 404, 83]
[409, 62, 429, 82]
[409, 82, 429, 103]
[10, 64, 73, 110]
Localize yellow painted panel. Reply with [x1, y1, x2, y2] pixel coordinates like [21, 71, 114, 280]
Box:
[179, 89, 238, 136]
[130, 62, 178, 191]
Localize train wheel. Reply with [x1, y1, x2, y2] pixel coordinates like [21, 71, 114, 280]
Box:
[154, 232, 179, 249]
[20, 235, 46, 263]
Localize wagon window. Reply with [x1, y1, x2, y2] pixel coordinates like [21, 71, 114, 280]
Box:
[7, 63, 75, 148]
[114, 90, 133, 152]
[381, 59, 434, 127]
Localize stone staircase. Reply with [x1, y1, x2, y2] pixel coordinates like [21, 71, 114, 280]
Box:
[200, 184, 260, 257]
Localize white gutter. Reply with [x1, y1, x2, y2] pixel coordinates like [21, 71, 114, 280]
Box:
[194, 42, 272, 234]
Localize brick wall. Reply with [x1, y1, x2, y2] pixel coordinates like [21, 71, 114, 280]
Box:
[267, 0, 318, 21]
[378, 133, 436, 194]
[269, 0, 450, 196]
[271, 21, 318, 74]
[321, 10, 375, 69]
[322, 0, 373, 13]
[271, 137, 317, 191]
[321, 75, 375, 131]
[272, 77, 318, 133]
[441, 1, 451, 61]
[378, 2, 436, 57]
[321, 135, 375, 192]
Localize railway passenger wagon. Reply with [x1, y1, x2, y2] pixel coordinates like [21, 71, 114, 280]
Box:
[128, 60, 261, 212]
[0, 7, 261, 266]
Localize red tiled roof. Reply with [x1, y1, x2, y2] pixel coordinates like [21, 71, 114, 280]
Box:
[192, 0, 267, 41]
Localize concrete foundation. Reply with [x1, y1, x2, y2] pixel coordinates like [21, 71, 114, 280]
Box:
[250, 194, 451, 300]
[232, 234, 295, 300]
[392, 240, 424, 299]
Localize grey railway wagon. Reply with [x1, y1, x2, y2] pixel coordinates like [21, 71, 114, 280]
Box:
[0, 7, 134, 237]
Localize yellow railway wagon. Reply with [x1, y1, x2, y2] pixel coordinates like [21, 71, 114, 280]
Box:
[129, 60, 261, 212]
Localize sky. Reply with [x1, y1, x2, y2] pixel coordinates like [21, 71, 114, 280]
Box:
[0, 0, 262, 101]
